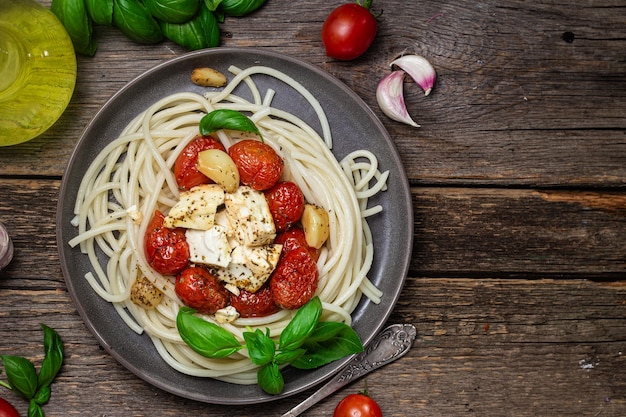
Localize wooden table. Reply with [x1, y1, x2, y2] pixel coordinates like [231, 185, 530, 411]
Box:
[1, 1, 625, 416]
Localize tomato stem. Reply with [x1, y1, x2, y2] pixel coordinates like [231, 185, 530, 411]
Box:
[356, 0, 373, 10]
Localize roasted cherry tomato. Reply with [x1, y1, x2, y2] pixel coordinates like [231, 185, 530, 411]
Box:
[0, 398, 19, 417]
[230, 284, 278, 318]
[144, 210, 190, 276]
[174, 135, 225, 190]
[175, 266, 230, 314]
[228, 139, 283, 190]
[264, 181, 305, 232]
[333, 393, 383, 417]
[270, 246, 318, 309]
[274, 227, 320, 261]
[321, 1, 378, 61]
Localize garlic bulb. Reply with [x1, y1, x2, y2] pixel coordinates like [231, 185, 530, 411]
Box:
[376, 70, 420, 127]
[0, 222, 14, 271]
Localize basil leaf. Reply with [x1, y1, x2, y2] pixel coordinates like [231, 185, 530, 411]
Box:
[199, 109, 263, 141]
[1, 355, 38, 399]
[85, 0, 114, 25]
[33, 385, 51, 405]
[144, 0, 200, 24]
[303, 321, 349, 344]
[176, 307, 243, 358]
[219, 0, 267, 17]
[291, 324, 363, 370]
[204, 0, 223, 11]
[37, 324, 64, 389]
[50, 0, 98, 56]
[278, 296, 322, 351]
[160, 3, 219, 50]
[257, 362, 283, 395]
[274, 348, 305, 366]
[113, 0, 164, 44]
[242, 329, 275, 366]
[28, 399, 44, 417]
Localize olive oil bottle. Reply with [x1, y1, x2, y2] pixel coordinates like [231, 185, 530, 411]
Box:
[0, 0, 76, 146]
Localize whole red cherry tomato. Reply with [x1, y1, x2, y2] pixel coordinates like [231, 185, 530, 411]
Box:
[175, 266, 230, 314]
[321, 1, 378, 61]
[264, 181, 305, 232]
[228, 139, 283, 190]
[0, 398, 19, 417]
[274, 227, 320, 261]
[230, 284, 278, 318]
[333, 393, 383, 417]
[144, 210, 190, 276]
[174, 135, 225, 190]
[270, 246, 318, 309]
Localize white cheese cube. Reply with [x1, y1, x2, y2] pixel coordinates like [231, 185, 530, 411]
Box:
[186, 225, 231, 268]
[164, 184, 224, 230]
[215, 244, 282, 293]
[215, 306, 240, 324]
[224, 186, 276, 246]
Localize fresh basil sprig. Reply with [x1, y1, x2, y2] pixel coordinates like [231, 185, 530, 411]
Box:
[199, 109, 264, 141]
[176, 296, 364, 394]
[0, 324, 64, 417]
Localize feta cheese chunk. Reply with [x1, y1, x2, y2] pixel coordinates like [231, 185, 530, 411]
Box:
[215, 244, 282, 293]
[186, 225, 231, 268]
[225, 186, 276, 246]
[215, 306, 240, 324]
[164, 184, 224, 230]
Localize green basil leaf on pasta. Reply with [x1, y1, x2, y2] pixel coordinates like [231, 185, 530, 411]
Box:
[1, 355, 38, 399]
[257, 362, 283, 395]
[199, 109, 262, 141]
[177, 307, 243, 358]
[278, 296, 322, 351]
[112, 0, 164, 44]
[291, 323, 363, 370]
[85, 0, 114, 25]
[144, 0, 200, 24]
[273, 348, 305, 366]
[50, 0, 98, 56]
[37, 324, 64, 389]
[242, 328, 275, 366]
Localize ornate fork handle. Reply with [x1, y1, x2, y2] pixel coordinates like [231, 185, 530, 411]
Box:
[281, 323, 417, 417]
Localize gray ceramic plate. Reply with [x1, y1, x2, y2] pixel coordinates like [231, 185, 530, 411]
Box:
[57, 48, 413, 405]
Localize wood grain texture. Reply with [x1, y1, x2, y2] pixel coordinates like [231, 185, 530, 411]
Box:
[1, 0, 625, 416]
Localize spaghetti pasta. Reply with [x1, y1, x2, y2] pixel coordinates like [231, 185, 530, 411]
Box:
[69, 65, 388, 384]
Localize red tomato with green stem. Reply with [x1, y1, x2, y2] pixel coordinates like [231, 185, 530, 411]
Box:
[0, 398, 19, 417]
[321, 0, 378, 61]
[333, 392, 383, 417]
[174, 135, 225, 190]
[144, 210, 190, 276]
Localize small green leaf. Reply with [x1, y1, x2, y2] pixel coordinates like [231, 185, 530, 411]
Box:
[160, 3, 220, 50]
[33, 385, 51, 405]
[303, 321, 349, 344]
[113, 0, 164, 44]
[144, 0, 200, 24]
[176, 307, 243, 358]
[204, 0, 223, 11]
[243, 329, 275, 366]
[50, 0, 98, 56]
[199, 109, 262, 141]
[274, 348, 305, 366]
[257, 362, 283, 395]
[28, 399, 45, 417]
[219, 0, 267, 17]
[85, 0, 114, 25]
[278, 296, 322, 351]
[38, 324, 64, 389]
[1, 355, 38, 399]
[291, 324, 363, 370]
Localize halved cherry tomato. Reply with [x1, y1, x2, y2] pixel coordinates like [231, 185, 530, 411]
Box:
[175, 266, 230, 314]
[174, 135, 225, 190]
[333, 393, 383, 417]
[321, 1, 378, 61]
[144, 210, 190, 276]
[228, 139, 283, 190]
[230, 284, 278, 318]
[0, 398, 19, 417]
[270, 246, 318, 309]
[264, 181, 305, 232]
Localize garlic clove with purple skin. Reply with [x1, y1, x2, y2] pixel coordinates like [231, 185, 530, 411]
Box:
[376, 70, 420, 127]
[391, 54, 436, 96]
[0, 222, 14, 271]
